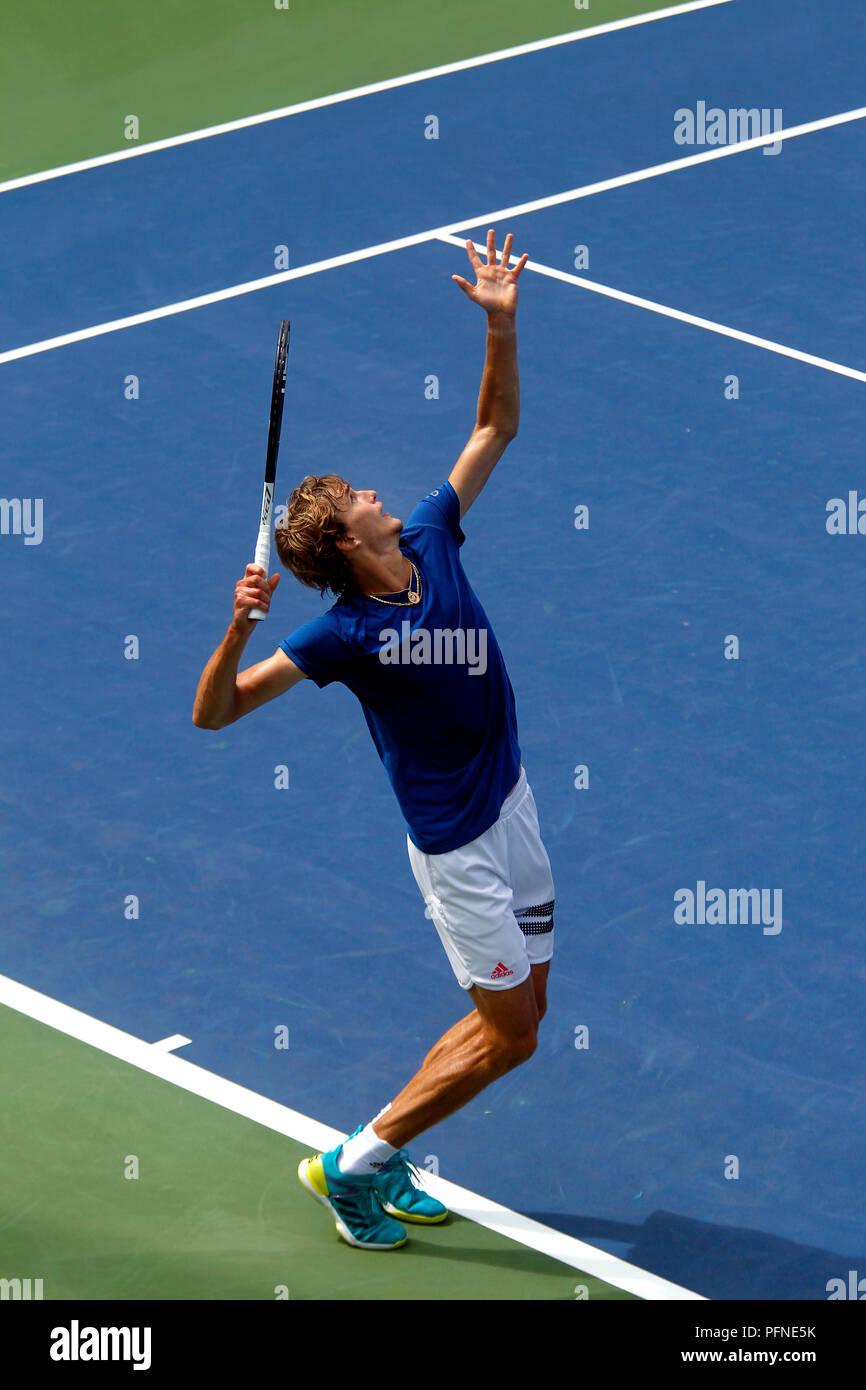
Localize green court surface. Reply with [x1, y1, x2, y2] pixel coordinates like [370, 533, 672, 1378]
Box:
[0, 1004, 637, 1300]
[2, 0, 688, 182]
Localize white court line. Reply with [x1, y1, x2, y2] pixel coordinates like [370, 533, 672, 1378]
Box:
[437, 234, 866, 384]
[0, 1, 736, 196]
[150, 1034, 192, 1052]
[0, 970, 704, 1300]
[1, 103, 863, 371]
[446, 104, 866, 225]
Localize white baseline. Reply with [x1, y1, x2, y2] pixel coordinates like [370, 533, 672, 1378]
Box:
[0, 2, 737, 196]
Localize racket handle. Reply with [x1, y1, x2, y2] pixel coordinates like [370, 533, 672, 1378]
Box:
[248, 525, 272, 621]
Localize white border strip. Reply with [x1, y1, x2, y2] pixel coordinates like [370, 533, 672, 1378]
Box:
[1, 103, 863, 371]
[0, 971, 703, 1300]
[437, 235, 866, 383]
[0, 1, 736, 196]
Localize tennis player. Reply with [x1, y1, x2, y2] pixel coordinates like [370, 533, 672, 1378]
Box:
[193, 230, 554, 1250]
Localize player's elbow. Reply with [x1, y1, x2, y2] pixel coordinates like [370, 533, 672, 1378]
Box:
[478, 421, 517, 443]
[488, 422, 518, 448]
[192, 706, 229, 730]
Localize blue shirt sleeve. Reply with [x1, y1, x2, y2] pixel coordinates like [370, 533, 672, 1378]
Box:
[280, 611, 348, 688]
[404, 480, 465, 547]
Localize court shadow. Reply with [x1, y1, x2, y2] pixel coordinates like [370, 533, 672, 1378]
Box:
[523, 1208, 865, 1300]
[401, 1219, 635, 1298]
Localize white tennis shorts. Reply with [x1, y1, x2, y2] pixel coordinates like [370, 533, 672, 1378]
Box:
[407, 767, 555, 992]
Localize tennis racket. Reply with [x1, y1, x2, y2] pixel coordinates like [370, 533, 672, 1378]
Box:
[249, 318, 291, 620]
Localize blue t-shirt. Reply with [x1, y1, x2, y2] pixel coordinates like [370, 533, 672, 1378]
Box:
[279, 481, 521, 853]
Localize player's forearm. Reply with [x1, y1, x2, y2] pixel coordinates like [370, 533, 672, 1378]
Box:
[475, 311, 519, 437]
[192, 623, 252, 729]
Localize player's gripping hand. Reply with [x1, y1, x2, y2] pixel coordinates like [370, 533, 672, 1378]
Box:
[232, 564, 280, 628]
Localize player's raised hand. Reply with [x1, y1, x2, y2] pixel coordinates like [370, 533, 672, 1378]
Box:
[233, 563, 280, 628]
[452, 229, 529, 316]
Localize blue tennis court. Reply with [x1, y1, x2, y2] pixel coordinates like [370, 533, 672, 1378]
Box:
[2, 0, 864, 1302]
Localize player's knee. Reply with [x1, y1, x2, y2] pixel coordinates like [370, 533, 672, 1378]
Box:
[487, 1026, 537, 1071]
[511, 1028, 538, 1067]
[518, 1028, 538, 1063]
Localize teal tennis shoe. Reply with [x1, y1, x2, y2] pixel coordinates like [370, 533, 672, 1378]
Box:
[374, 1148, 449, 1224]
[298, 1143, 407, 1250]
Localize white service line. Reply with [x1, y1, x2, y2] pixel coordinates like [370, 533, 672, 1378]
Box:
[444, 104, 866, 226]
[0, 971, 703, 1300]
[0, 1, 736, 196]
[437, 234, 866, 384]
[1, 102, 864, 372]
[0, 231, 438, 365]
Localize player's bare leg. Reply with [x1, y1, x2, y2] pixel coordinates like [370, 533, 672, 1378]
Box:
[414, 961, 549, 1071]
[373, 962, 550, 1150]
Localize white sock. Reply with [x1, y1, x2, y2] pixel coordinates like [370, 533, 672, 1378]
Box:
[336, 1118, 398, 1176]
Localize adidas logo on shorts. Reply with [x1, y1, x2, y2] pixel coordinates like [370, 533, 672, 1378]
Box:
[490, 961, 514, 980]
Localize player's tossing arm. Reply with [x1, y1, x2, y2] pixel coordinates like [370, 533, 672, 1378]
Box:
[192, 563, 306, 729]
[448, 229, 529, 519]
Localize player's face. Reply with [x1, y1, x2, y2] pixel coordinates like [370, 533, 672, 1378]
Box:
[336, 486, 402, 546]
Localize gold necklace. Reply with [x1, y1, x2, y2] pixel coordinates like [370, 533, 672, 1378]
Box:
[363, 557, 422, 606]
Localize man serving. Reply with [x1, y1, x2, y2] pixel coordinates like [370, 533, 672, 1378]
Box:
[193, 231, 555, 1250]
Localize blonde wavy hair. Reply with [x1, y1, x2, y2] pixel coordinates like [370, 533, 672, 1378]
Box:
[274, 474, 355, 598]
